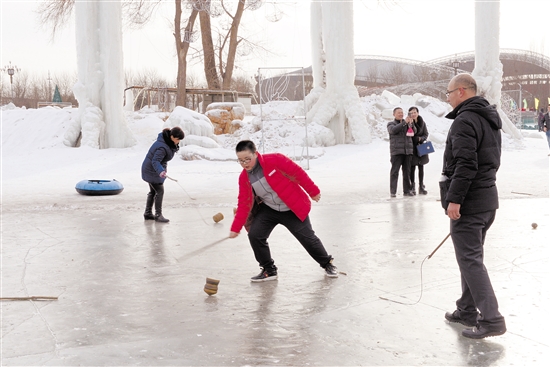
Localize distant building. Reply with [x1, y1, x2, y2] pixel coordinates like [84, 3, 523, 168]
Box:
[256, 49, 550, 111]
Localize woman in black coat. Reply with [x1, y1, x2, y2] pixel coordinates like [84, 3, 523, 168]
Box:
[141, 127, 185, 222]
[408, 107, 429, 195]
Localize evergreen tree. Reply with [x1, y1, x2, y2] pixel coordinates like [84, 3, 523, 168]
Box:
[53, 85, 62, 102]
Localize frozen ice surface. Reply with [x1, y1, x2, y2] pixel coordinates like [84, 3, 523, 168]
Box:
[1, 100, 549, 365]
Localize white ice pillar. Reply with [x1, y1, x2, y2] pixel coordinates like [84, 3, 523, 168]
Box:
[472, 0, 522, 140]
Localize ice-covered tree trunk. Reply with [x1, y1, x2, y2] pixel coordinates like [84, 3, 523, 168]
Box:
[305, 0, 370, 145]
[472, 0, 522, 140]
[64, 0, 135, 149]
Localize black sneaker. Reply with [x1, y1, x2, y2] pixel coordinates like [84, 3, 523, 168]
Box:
[445, 310, 477, 327]
[250, 268, 278, 282]
[324, 260, 339, 278]
[462, 324, 506, 339]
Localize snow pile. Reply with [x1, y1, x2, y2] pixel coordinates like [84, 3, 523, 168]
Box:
[206, 102, 245, 119]
[1, 91, 522, 163]
[162, 106, 230, 160]
[216, 100, 332, 158]
[361, 93, 452, 148]
[2, 107, 76, 153]
[165, 106, 215, 138]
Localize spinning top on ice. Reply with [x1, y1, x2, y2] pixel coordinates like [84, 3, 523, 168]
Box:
[204, 277, 220, 296]
[213, 212, 224, 223]
[532, 222, 538, 229]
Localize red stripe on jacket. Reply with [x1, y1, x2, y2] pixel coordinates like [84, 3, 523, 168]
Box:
[230, 152, 320, 233]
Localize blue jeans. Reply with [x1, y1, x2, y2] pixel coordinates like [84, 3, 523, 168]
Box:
[546, 130, 550, 149]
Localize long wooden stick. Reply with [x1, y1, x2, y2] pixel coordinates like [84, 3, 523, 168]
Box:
[1, 296, 58, 301]
[427, 233, 451, 259]
[179, 237, 230, 261]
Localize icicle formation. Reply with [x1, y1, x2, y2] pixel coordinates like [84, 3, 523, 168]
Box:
[305, 0, 371, 145]
[64, 0, 136, 149]
[472, 0, 522, 141]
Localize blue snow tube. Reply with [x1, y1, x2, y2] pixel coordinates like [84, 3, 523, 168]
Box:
[75, 179, 124, 196]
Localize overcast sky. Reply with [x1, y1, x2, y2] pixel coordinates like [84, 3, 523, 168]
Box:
[1, 0, 549, 84]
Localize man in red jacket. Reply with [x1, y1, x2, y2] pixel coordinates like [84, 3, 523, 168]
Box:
[229, 140, 338, 282]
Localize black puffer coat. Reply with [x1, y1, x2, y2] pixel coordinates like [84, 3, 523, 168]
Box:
[387, 119, 415, 155]
[411, 115, 429, 166]
[442, 96, 502, 214]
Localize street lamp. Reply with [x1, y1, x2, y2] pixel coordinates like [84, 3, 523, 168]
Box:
[2, 61, 21, 102]
[452, 60, 460, 75]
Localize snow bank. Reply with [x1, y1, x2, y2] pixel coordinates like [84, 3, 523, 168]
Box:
[1, 92, 521, 164]
[2, 107, 75, 153]
[164, 106, 214, 137]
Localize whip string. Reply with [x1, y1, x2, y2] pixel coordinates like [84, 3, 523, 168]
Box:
[379, 233, 451, 305]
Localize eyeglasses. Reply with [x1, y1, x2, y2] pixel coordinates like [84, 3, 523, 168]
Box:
[238, 157, 253, 165]
[445, 86, 472, 97]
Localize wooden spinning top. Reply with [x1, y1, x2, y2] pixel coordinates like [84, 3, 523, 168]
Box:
[213, 213, 224, 223]
[204, 277, 220, 296]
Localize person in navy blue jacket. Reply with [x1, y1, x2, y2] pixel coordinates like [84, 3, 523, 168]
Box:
[141, 127, 184, 222]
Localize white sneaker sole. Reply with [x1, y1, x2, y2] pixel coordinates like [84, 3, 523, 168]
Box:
[250, 275, 278, 282]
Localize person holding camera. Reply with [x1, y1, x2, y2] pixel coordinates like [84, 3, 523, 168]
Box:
[408, 106, 429, 195]
[387, 107, 416, 197]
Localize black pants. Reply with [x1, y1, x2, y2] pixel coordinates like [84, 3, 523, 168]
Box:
[390, 154, 412, 195]
[248, 204, 332, 270]
[148, 182, 164, 214]
[450, 210, 506, 329]
[410, 164, 424, 188]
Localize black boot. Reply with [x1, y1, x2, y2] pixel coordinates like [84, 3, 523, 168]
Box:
[154, 195, 169, 223]
[419, 184, 428, 195]
[144, 193, 155, 220]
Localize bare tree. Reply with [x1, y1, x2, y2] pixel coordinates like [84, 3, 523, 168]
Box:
[197, 0, 265, 91]
[230, 74, 254, 93]
[12, 71, 30, 102]
[196, 0, 221, 89]
[37, 0, 74, 38]
[175, 1, 200, 106]
[39, 0, 163, 35]
[382, 63, 409, 85]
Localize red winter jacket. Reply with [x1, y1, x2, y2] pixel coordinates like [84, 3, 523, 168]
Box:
[230, 152, 320, 233]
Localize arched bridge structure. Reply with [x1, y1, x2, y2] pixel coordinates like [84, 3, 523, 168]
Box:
[355, 49, 550, 110]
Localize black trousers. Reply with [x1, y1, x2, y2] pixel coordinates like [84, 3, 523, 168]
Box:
[148, 182, 164, 214]
[450, 210, 506, 329]
[390, 154, 412, 195]
[247, 204, 332, 270]
[410, 164, 424, 188]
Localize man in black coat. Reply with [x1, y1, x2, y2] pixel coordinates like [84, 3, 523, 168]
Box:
[542, 108, 550, 154]
[387, 107, 416, 197]
[440, 73, 506, 339]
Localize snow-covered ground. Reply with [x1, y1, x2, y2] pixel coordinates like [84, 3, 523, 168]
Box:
[1, 94, 548, 216]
